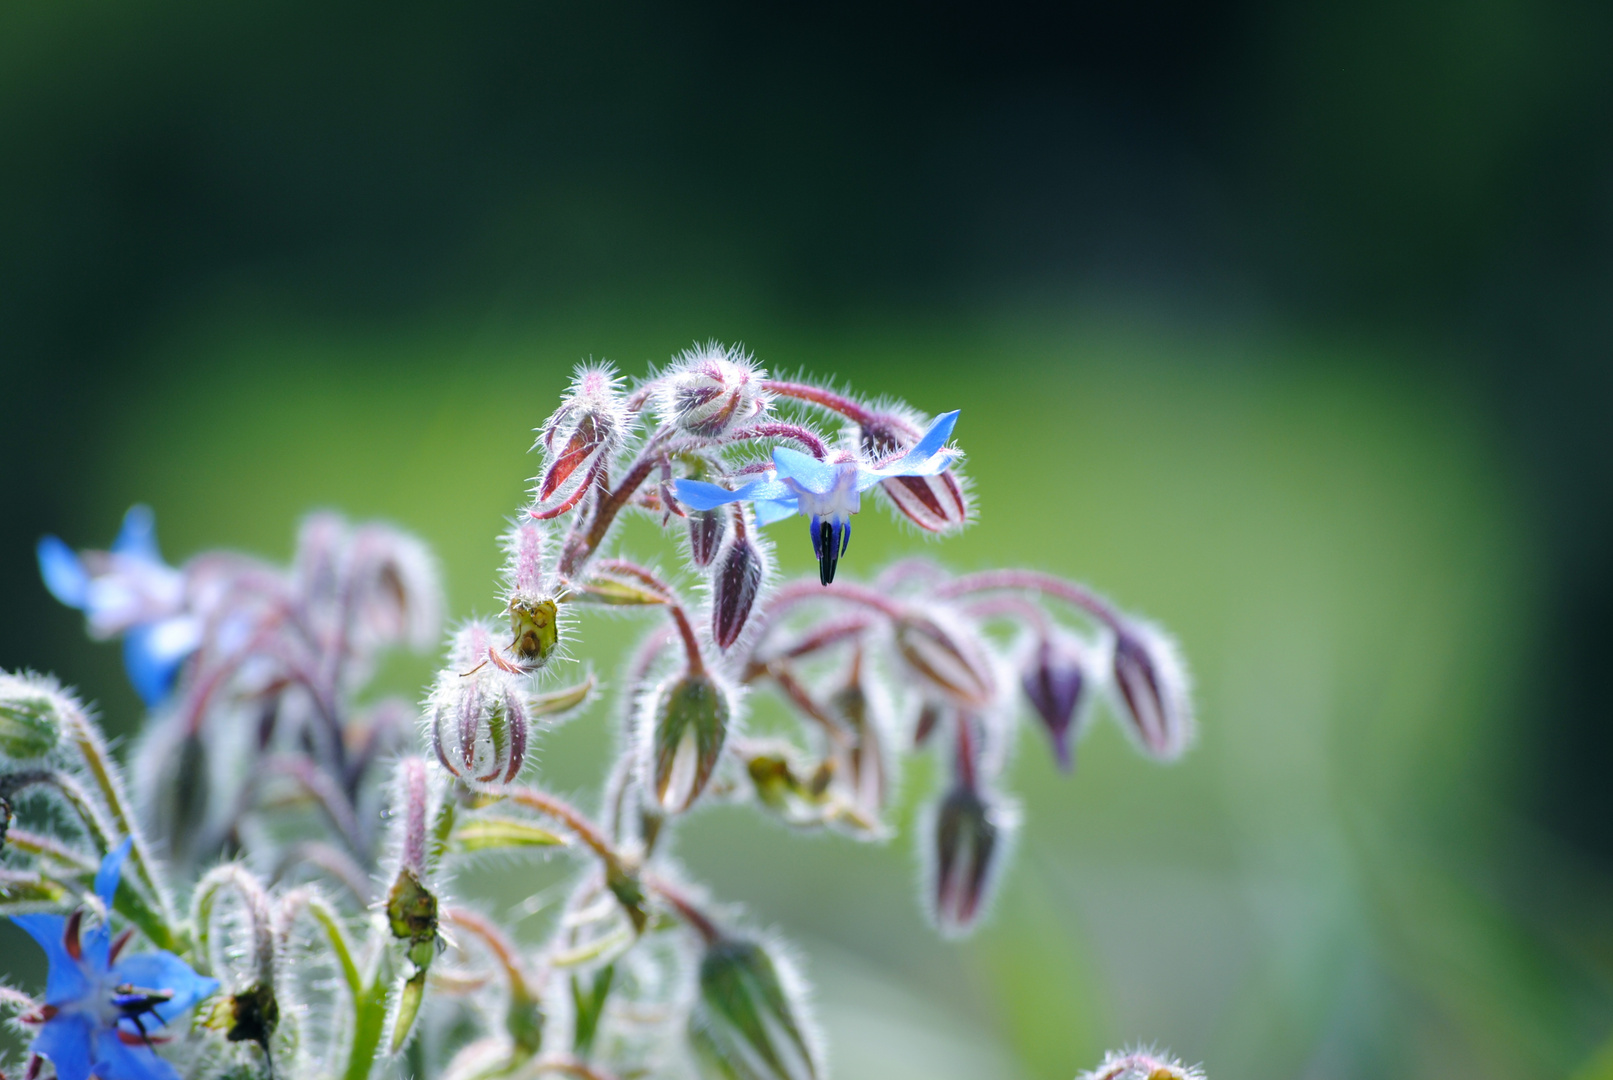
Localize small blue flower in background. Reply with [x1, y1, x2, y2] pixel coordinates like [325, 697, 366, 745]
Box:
[10, 839, 219, 1080]
[675, 410, 961, 584]
[38, 506, 200, 706]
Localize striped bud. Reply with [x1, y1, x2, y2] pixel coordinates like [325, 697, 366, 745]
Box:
[689, 937, 820, 1080]
[857, 411, 970, 533]
[1111, 622, 1193, 761]
[1079, 1050, 1206, 1080]
[712, 516, 766, 651]
[687, 509, 727, 568]
[893, 612, 996, 710]
[1020, 635, 1092, 772]
[532, 365, 623, 520]
[0, 673, 67, 760]
[828, 657, 886, 818]
[657, 343, 769, 437]
[647, 673, 731, 812]
[428, 625, 530, 785]
[929, 781, 1014, 937]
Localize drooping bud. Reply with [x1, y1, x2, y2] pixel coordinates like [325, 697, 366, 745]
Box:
[428, 624, 531, 784]
[1079, 1050, 1207, 1080]
[712, 510, 766, 651]
[687, 509, 727, 568]
[1111, 621, 1194, 762]
[928, 782, 1016, 937]
[893, 611, 996, 710]
[0, 673, 67, 760]
[349, 523, 444, 653]
[1020, 634, 1095, 772]
[656, 342, 770, 437]
[827, 653, 887, 819]
[645, 673, 731, 812]
[857, 410, 971, 534]
[531, 364, 625, 520]
[689, 937, 821, 1080]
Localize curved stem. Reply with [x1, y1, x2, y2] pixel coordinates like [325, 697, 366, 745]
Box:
[933, 570, 1122, 631]
[727, 421, 829, 459]
[762, 380, 875, 425]
[642, 872, 720, 945]
[443, 906, 534, 1002]
[488, 786, 619, 866]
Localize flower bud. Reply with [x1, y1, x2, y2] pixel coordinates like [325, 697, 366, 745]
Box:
[827, 658, 887, 818]
[687, 509, 727, 568]
[689, 937, 820, 1080]
[506, 594, 561, 669]
[348, 523, 442, 652]
[645, 673, 731, 812]
[1020, 634, 1094, 772]
[928, 782, 1016, 937]
[1111, 622, 1194, 761]
[712, 516, 766, 651]
[893, 611, 996, 710]
[532, 365, 624, 520]
[656, 343, 769, 437]
[1079, 1050, 1206, 1080]
[857, 411, 971, 534]
[429, 625, 531, 784]
[0, 674, 67, 760]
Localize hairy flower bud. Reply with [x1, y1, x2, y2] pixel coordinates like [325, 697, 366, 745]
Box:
[712, 515, 766, 651]
[532, 364, 624, 519]
[645, 673, 731, 812]
[689, 937, 820, 1080]
[857, 411, 971, 534]
[827, 656, 887, 819]
[893, 611, 996, 710]
[687, 509, 727, 568]
[1079, 1050, 1206, 1080]
[429, 625, 530, 784]
[0, 674, 67, 760]
[1020, 634, 1095, 772]
[349, 523, 443, 652]
[506, 595, 561, 669]
[1111, 622, 1194, 761]
[656, 343, 769, 437]
[928, 782, 1016, 937]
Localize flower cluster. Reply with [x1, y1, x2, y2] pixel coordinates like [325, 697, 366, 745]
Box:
[2, 344, 1203, 1080]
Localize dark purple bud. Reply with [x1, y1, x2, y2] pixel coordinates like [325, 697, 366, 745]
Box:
[912, 702, 944, 747]
[687, 509, 727, 568]
[929, 781, 1015, 937]
[1020, 636, 1090, 772]
[1111, 622, 1193, 762]
[712, 520, 766, 651]
[893, 611, 995, 710]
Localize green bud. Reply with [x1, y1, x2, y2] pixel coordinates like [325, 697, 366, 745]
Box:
[648, 673, 731, 812]
[387, 867, 439, 945]
[506, 984, 546, 1056]
[569, 964, 614, 1060]
[690, 938, 819, 1080]
[0, 675, 67, 760]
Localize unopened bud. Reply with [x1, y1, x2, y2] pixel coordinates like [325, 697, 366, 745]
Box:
[857, 411, 970, 533]
[506, 594, 561, 669]
[712, 517, 766, 651]
[827, 659, 887, 818]
[894, 612, 996, 710]
[532, 365, 624, 519]
[0, 674, 67, 760]
[1079, 1050, 1206, 1080]
[657, 343, 769, 437]
[349, 523, 442, 652]
[689, 937, 820, 1080]
[429, 625, 530, 785]
[1111, 622, 1193, 762]
[502, 519, 549, 595]
[687, 509, 727, 568]
[1020, 635, 1094, 772]
[928, 782, 1016, 937]
[646, 673, 731, 812]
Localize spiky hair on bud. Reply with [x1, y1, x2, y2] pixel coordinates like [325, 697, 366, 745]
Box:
[530, 362, 630, 520]
[654, 341, 771, 437]
[1079, 1048, 1207, 1080]
[917, 777, 1020, 939]
[426, 621, 533, 785]
[1108, 617, 1195, 763]
[848, 401, 974, 537]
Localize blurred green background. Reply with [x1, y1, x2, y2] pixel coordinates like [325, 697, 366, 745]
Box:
[2, 3, 1612, 1078]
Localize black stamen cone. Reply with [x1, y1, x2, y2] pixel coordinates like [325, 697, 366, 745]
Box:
[818, 519, 839, 585]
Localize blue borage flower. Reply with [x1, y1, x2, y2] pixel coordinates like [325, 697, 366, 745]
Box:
[674, 411, 960, 585]
[10, 840, 219, 1080]
[37, 506, 200, 706]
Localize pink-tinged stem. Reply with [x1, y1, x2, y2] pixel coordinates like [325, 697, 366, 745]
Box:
[727, 421, 830, 459]
[443, 906, 534, 1001]
[559, 438, 669, 578]
[399, 757, 429, 876]
[934, 570, 1122, 631]
[642, 872, 721, 945]
[762, 379, 876, 425]
[960, 594, 1050, 635]
[489, 785, 619, 865]
[751, 579, 907, 645]
[591, 559, 706, 677]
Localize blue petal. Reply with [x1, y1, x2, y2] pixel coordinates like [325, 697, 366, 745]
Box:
[754, 497, 800, 526]
[673, 477, 789, 511]
[10, 914, 93, 1005]
[121, 618, 198, 706]
[92, 1028, 182, 1080]
[33, 1012, 97, 1080]
[96, 838, 133, 913]
[903, 410, 959, 464]
[38, 536, 91, 609]
[110, 952, 220, 1021]
[771, 448, 838, 496]
[112, 505, 162, 564]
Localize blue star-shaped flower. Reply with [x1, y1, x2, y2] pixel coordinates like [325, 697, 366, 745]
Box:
[10, 839, 219, 1080]
[674, 410, 960, 584]
[38, 506, 200, 706]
